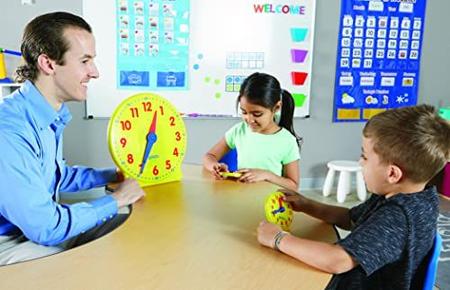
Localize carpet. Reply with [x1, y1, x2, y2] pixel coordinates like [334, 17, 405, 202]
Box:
[437, 196, 450, 290]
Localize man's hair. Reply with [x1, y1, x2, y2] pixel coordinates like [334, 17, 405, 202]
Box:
[15, 11, 92, 83]
[363, 104, 450, 183]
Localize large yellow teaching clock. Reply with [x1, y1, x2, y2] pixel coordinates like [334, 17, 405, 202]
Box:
[108, 93, 187, 187]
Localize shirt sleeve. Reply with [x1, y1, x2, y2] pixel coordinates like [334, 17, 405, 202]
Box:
[0, 132, 118, 246]
[337, 203, 407, 275]
[281, 134, 300, 165]
[225, 122, 241, 149]
[58, 162, 118, 193]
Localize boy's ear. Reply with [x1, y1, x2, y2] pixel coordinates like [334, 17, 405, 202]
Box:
[37, 54, 56, 76]
[386, 164, 403, 184]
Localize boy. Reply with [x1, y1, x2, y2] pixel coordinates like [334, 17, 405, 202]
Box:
[257, 104, 450, 289]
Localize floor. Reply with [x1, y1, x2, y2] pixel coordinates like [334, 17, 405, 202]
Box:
[301, 189, 446, 290]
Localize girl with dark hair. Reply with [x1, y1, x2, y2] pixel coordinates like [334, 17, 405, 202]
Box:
[203, 72, 301, 191]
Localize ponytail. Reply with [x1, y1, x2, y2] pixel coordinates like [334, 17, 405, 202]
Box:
[279, 89, 303, 148]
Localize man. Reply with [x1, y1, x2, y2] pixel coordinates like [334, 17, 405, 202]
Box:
[0, 12, 145, 265]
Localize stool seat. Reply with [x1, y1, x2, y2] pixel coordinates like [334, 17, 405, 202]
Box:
[323, 160, 367, 203]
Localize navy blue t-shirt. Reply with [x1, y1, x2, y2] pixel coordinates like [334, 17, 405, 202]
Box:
[325, 187, 438, 290]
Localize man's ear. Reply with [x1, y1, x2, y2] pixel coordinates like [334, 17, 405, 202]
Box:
[37, 54, 56, 76]
[387, 164, 403, 184]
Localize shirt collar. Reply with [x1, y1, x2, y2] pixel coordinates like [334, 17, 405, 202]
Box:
[19, 80, 72, 130]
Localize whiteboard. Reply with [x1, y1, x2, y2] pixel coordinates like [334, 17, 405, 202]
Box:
[83, 0, 316, 118]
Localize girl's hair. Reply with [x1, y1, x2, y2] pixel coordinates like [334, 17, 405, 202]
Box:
[237, 72, 302, 147]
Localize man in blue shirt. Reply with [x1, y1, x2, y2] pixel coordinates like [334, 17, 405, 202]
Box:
[0, 12, 145, 265]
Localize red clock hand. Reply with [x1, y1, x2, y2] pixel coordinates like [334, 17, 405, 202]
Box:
[139, 111, 158, 175]
[277, 196, 285, 213]
[148, 110, 157, 133]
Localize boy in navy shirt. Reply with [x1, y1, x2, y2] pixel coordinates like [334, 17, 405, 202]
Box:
[257, 104, 450, 289]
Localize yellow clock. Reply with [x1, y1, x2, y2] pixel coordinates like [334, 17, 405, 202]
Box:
[107, 93, 187, 187]
[264, 191, 294, 231]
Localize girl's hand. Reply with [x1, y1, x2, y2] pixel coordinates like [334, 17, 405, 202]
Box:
[257, 220, 282, 248]
[237, 168, 270, 183]
[278, 188, 307, 212]
[211, 162, 229, 179]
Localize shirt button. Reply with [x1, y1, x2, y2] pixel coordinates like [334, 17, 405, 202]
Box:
[109, 215, 113, 219]
[102, 218, 107, 222]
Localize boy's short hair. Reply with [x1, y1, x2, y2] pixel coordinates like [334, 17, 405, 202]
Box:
[15, 12, 92, 83]
[363, 104, 450, 183]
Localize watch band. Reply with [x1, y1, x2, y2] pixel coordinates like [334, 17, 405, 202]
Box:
[273, 231, 289, 251]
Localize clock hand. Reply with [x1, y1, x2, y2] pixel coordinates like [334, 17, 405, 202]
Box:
[271, 208, 281, 215]
[277, 196, 285, 213]
[139, 111, 158, 175]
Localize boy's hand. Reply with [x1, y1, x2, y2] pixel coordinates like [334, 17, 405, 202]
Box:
[237, 168, 270, 183]
[278, 188, 306, 212]
[111, 179, 146, 208]
[257, 220, 282, 248]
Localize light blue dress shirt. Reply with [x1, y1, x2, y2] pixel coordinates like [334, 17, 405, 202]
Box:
[0, 81, 118, 246]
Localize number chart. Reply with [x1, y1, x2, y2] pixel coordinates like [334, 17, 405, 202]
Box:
[333, 0, 427, 122]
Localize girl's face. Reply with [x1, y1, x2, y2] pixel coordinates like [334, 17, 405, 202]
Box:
[239, 96, 280, 134]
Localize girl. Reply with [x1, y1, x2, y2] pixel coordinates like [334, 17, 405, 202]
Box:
[203, 72, 301, 191]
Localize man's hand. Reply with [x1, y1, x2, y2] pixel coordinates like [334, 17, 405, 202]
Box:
[111, 179, 145, 208]
[116, 169, 125, 182]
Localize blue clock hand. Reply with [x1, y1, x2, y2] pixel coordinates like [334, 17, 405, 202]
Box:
[271, 208, 281, 215]
[139, 111, 158, 175]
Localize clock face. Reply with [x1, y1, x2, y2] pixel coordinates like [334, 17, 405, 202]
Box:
[108, 93, 187, 186]
[264, 191, 293, 231]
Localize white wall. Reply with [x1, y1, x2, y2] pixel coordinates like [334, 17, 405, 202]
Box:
[1, 0, 449, 189]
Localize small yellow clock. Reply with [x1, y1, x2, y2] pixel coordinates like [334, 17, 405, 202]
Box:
[107, 93, 187, 187]
[264, 191, 294, 231]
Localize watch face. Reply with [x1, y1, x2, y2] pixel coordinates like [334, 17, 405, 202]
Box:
[108, 93, 186, 186]
[264, 191, 293, 231]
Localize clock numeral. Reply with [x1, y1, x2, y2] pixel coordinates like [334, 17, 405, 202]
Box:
[120, 120, 132, 131]
[127, 154, 134, 164]
[130, 107, 139, 118]
[175, 131, 181, 141]
[142, 101, 152, 112]
[152, 165, 159, 176]
[173, 147, 179, 157]
[165, 160, 172, 169]
[159, 106, 164, 115]
[169, 116, 175, 126]
[120, 137, 127, 148]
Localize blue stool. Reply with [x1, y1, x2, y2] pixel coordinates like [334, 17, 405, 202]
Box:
[219, 149, 238, 172]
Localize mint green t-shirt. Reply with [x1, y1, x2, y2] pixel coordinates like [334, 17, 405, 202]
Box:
[225, 122, 300, 176]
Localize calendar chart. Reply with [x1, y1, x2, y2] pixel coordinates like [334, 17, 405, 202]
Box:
[333, 0, 427, 122]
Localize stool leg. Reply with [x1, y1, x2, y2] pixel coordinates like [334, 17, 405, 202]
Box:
[356, 171, 367, 201]
[337, 171, 351, 203]
[323, 169, 335, 197]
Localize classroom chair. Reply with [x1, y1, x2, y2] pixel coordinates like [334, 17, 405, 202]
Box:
[322, 160, 367, 203]
[219, 148, 238, 172]
[422, 232, 442, 290]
